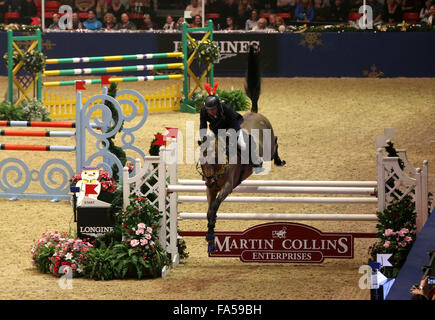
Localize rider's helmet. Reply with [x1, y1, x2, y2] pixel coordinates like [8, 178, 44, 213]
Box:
[204, 82, 220, 110]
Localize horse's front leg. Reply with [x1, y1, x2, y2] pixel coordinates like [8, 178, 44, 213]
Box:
[206, 182, 234, 252]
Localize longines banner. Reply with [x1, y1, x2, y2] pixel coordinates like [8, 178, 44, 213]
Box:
[156, 32, 279, 76]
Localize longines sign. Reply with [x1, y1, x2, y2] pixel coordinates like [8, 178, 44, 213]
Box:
[157, 33, 278, 75]
[209, 222, 354, 263]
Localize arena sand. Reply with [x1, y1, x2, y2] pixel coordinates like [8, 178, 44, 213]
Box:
[0, 76, 434, 300]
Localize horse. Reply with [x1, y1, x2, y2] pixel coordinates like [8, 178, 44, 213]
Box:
[197, 44, 286, 252]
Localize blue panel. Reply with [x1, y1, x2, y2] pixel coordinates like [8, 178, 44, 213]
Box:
[1, 31, 435, 77]
[387, 208, 435, 300]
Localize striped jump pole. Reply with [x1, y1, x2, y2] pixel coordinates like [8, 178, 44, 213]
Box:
[43, 62, 184, 76]
[45, 52, 183, 64]
[0, 129, 75, 137]
[43, 74, 184, 87]
[0, 144, 75, 151]
[0, 120, 100, 129]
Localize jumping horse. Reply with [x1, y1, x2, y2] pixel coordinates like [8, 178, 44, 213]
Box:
[197, 44, 286, 252]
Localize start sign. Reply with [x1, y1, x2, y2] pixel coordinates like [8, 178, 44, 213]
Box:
[209, 222, 354, 263]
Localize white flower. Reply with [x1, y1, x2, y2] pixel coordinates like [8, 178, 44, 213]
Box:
[65, 252, 73, 260]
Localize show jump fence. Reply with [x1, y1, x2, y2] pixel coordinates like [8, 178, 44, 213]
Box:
[0, 87, 148, 201]
[122, 130, 430, 267]
[7, 23, 216, 116]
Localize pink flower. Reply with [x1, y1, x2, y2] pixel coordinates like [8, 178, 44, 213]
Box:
[404, 236, 413, 242]
[383, 241, 390, 248]
[138, 223, 146, 230]
[145, 233, 151, 240]
[136, 229, 144, 236]
[140, 239, 148, 246]
[383, 229, 395, 237]
[398, 228, 409, 237]
[146, 227, 153, 234]
[130, 239, 140, 247]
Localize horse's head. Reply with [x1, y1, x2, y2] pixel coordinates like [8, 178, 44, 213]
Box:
[197, 136, 226, 188]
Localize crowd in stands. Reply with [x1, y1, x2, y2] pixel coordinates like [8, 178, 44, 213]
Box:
[0, 0, 434, 30]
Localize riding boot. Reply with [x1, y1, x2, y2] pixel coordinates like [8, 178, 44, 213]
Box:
[249, 135, 263, 168]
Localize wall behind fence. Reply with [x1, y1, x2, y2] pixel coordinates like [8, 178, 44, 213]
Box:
[1, 31, 434, 78]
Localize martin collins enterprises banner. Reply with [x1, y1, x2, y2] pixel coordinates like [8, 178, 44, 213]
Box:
[156, 32, 279, 77]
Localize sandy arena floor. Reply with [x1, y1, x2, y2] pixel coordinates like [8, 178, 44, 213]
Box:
[0, 76, 434, 300]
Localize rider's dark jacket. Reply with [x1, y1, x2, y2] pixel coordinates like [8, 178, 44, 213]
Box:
[200, 102, 244, 137]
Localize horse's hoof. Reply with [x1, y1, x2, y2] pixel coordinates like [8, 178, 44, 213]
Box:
[208, 244, 216, 252]
[205, 234, 214, 242]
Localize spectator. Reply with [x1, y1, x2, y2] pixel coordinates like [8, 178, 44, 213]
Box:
[163, 15, 175, 30]
[294, 0, 315, 21]
[108, 0, 127, 23]
[420, 0, 432, 23]
[238, 0, 253, 27]
[329, 0, 349, 22]
[6, 0, 23, 12]
[48, 13, 61, 29]
[410, 276, 435, 300]
[95, 0, 110, 21]
[190, 14, 202, 27]
[83, 9, 103, 29]
[186, 0, 202, 18]
[103, 12, 117, 29]
[252, 17, 270, 30]
[401, 0, 422, 13]
[382, 0, 403, 24]
[116, 12, 136, 29]
[75, 0, 96, 13]
[313, 0, 331, 21]
[275, 15, 286, 31]
[20, 0, 37, 25]
[175, 17, 185, 31]
[140, 12, 154, 30]
[245, 8, 259, 29]
[224, 16, 238, 29]
[426, 3, 435, 26]
[72, 12, 85, 29]
[268, 13, 277, 28]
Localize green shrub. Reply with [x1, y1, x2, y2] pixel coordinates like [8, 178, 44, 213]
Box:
[83, 247, 115, 281]
[188, 89, 250, 113]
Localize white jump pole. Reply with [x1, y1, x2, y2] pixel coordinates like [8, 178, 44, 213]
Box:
[178, 196, 378, 204]
[168, 185, 377, 195]
[177, 179, 378, 188]
[179, 212, 378, 221]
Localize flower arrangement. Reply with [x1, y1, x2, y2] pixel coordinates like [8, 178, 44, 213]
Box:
[30, 231, 93, 277]
[3, 49, 46, 74]
[196, 38, 220, 66]
[368, 195, 417, 278]
[111, 194, 170, 278]
[178, 37, 220, 67]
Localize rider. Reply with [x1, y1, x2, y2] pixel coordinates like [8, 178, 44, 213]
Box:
[199, 82, 263, 172]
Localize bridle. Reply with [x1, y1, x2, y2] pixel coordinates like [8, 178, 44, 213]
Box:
[196, 160, 228, 186]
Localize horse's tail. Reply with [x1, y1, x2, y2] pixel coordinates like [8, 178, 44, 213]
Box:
[245, 43, 261, 113]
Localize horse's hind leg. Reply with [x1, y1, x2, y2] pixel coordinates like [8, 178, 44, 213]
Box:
[273, 136, 286, 166]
